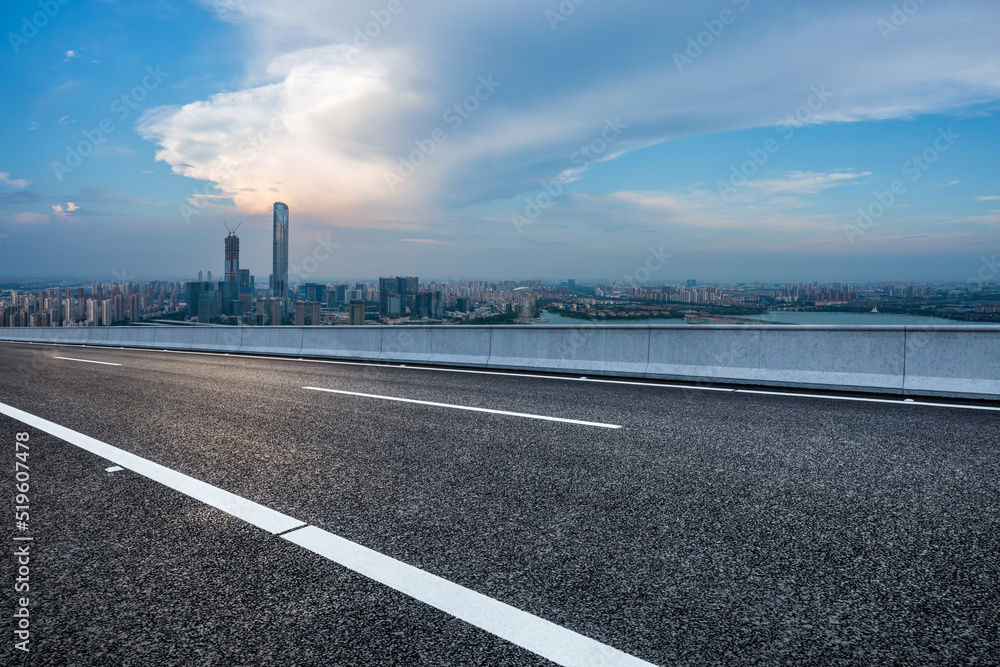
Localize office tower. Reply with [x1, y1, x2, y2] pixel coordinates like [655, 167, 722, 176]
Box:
[207, 271, 213, 283]
[348, 299, 365, 325]
[398, 276, 418, 313]
[304, 283, 326, 304]
[386, 294, 402, 318]
[198, 292, 219, 323]
[238, 269, 252, 315]
[187, 282, 203, 318]
[225, 229, 239, 283]
[220, 280, 239, 316]
[272, 202, 289, 314]
[334, 284, 348, 306]
[198, 270, 203, 282]
[686, 279, 697, 287]
[379, 277, 396, 316]
[416, 291, 444, 319]
[568, 279, 576, 289]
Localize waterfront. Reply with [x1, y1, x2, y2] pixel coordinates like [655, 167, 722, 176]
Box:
[535, 309, 984, 326]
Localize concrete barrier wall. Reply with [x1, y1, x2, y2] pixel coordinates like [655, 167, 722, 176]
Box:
[902, 327, 1000, 397]
[238, 327, 303, 356]
[2, 324, 997, 399]
[488, 326, 649, 377]
[302, 327, 381, 360]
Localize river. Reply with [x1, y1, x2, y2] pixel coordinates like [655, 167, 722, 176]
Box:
[534, 309, 982, 326]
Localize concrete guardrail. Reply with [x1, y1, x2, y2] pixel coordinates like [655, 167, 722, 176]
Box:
[2, 324, 998, 400]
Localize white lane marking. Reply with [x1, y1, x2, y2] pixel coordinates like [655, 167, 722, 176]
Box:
[0, 402, 303, 535]
[54, 356, 121, 366]
[285, 526, 655, 667]
[7, 341, 999, 412]
[0, 401, 652, 667]
[733, 388, 1000, 411]
[105, 466, 124, 473]
[303, 386, 623, 429]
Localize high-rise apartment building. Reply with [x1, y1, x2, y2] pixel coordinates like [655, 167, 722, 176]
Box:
[348, 299, 365, 325]
[294, 301, 321, 325]
[256, 298, 283, 326]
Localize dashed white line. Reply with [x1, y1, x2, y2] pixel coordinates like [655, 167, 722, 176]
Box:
[54, 356, 121, 366]
[303, 386, 623, 428]
[0, 401, 651, 667]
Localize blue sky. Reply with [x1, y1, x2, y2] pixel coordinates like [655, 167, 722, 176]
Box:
[1, 0, 998, 282]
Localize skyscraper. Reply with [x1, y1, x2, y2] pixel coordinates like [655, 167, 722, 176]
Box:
[225, 228, 239, 283]
[272, 202, 289, 317]
[379, 276, 397, 317]
[399, 276, 418, 313]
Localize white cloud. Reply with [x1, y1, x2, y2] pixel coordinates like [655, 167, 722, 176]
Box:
[136, 0, 1000, 229]
[0, 172, 30, 188]
[974, 195, 1000, 201]
[139, 45, 432, 222]
[598, 188, 841, 232]
[746, 171, 872, 195]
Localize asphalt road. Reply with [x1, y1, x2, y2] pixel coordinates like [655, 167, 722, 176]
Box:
[1, 340, 998, 666]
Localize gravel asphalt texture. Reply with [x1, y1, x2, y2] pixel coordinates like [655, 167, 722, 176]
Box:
[1, 341, 998, 666]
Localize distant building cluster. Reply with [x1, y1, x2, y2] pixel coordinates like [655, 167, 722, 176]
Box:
[0, 283, 183, 327]
[3, 209, 999, 328]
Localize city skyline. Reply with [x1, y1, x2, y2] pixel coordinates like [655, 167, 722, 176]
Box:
[1, 1, 998, 282]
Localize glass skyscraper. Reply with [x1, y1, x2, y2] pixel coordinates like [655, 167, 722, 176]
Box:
[272, 202, 289, 317]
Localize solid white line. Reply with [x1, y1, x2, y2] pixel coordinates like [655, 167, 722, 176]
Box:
[54, 356, 121, 366]
[0, 402, 303, 534]
[7, 341, 999, 412]
[302, 386, 623, 429]
[733, 389, 1000, 411]
[0, 401, 651, 667]
[284, 526, 655, 667]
